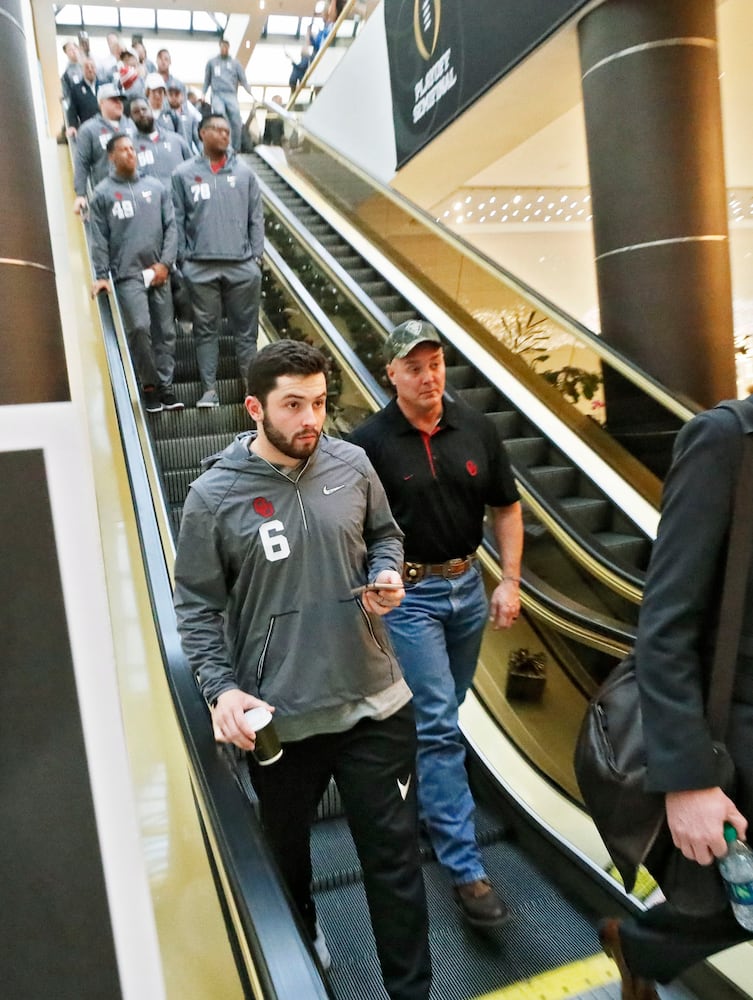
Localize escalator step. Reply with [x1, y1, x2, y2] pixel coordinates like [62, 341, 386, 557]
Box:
[168, 505, 183, 538]
[155, 433, 240, 471]
[174, 334, 236, 363]
[455, 386, 499, 412]
[316, 778, 344, 821]
[361, 280, 390, 297]
[502, 434, 548, 466]
[372, 295, 405, 312]
[162, 467, 201, 506]
[593, 531, 649, 566]
[149, 402, 248, 439]
[527, 464, 579, 498]
[349, 267, 378, 284]
[388, 310, 417, 326]
[173, 356, 241, 382]
[315, 838, 600, 1000]
[163, 378, 246, 409]
[445, 365, 476, 390]
[558, 496, 611, 534]
[332, 255, 364, 270]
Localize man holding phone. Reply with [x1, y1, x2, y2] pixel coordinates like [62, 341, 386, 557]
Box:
[350, 320, 524, 929]
[174, 340, 432, 999]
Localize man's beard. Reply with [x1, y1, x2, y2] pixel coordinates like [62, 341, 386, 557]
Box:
[262, 415, 320, 461]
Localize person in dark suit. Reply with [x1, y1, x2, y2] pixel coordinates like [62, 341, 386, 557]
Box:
[64, 56, 99, 137]
[600, 398, 753, 999]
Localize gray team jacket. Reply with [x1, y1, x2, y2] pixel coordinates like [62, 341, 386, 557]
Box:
[73, 113, 135, 195]
[89, 171, 178, 281]
[171, 151, 264, 262]
[133, 127, 191, 184]
[203, 55, 250, 99]
[173, 432, 405, 718]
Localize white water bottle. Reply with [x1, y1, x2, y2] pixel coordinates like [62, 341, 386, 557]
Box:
[718, 823, 753, 930]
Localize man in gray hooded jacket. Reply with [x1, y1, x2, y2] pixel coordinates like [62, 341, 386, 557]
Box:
[174, 340, 431, 1000]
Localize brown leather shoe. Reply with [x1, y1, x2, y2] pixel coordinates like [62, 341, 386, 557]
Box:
[454, 878, 511, 928]
[599, 918, 659, 1000]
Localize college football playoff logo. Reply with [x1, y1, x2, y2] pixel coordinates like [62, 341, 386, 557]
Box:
[414, 0, 440, 61]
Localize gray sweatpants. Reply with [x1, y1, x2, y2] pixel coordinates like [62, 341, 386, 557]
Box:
[182, 258, 261, 393]
[115, 276, 176, 389]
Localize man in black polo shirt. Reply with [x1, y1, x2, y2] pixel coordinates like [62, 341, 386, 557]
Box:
[350, 320, 523, 928]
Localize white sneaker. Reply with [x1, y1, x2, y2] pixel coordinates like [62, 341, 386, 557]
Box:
[196, 388, 220, 408]
[313, 920, 332, 972]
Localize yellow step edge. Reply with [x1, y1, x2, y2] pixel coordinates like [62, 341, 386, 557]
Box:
[475, 952, 619, 999]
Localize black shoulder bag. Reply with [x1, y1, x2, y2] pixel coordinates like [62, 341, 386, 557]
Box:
[574, 424, 753, 915]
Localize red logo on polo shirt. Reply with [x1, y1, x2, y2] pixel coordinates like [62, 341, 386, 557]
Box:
[253, 497, 274, 517]
[466, 460, 478, 477]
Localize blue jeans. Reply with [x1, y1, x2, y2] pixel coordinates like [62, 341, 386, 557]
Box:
[385, 564, 487, 885]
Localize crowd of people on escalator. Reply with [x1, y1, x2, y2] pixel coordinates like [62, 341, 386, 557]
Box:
[63, 30, 528, 999]
[61, 11, 350, 416]
[66, 33, 264, 413]
[62, 24, 753, 1000]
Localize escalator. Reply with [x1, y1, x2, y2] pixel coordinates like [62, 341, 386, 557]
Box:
[71, 127, 748, 997]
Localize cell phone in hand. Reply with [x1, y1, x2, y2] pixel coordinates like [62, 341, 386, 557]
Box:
[351, 582, 404, 595]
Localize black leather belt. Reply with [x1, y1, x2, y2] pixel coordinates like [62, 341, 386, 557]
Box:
[402, 555, 476, 583]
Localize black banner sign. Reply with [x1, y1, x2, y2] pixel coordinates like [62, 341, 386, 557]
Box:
[384, 0, 589, 169]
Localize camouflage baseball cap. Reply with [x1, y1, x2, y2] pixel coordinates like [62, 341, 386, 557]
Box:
[384, 319, 442, 363]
